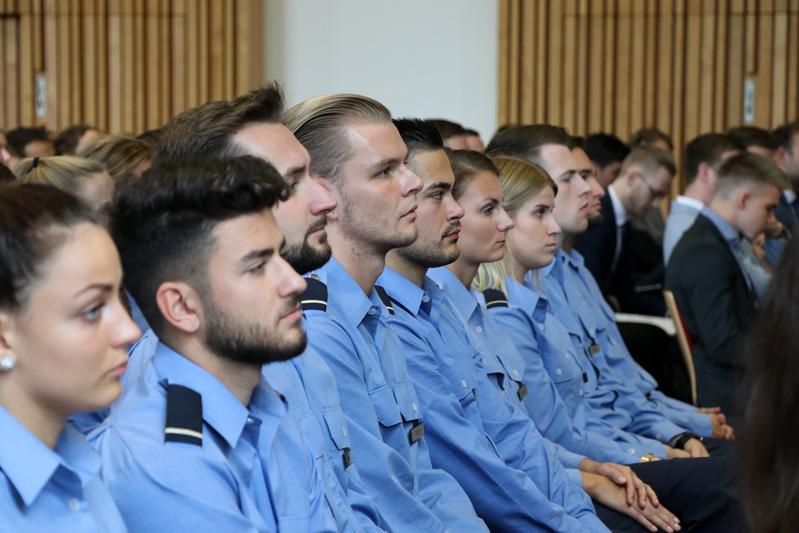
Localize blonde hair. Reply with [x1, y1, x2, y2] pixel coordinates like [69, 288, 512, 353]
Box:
[79, 134, 152, 181]
[15, 155, 107, 193]
[283, 94, 391, 183]
[472, 156, 556, 294]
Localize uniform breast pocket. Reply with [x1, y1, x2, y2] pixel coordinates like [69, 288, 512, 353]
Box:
[392, 381, 422, 423]
[322, 405, 353, 469]
[368, 385, 403, 428]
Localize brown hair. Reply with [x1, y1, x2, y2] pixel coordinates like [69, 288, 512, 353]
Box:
[80, 135, 152, 181]
[446, 149, 499, 201]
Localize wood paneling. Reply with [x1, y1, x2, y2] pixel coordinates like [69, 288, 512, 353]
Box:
[0, 0, 264, 133]
[499, 0, 799, 189]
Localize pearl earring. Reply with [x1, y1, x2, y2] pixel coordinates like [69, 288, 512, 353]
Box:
[0, 353, 16, 371]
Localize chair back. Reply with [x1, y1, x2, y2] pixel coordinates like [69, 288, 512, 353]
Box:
[663, 289, 697, 405]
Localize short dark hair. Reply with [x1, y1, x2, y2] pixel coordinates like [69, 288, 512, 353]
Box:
[110, 156, 289, 336]
[0, 165, 14, 183]
[394, 118, 443, 157]
[715, 152, 787, 198]
[582, 133, 630, 167]
[683, 133, 738, 185]
[6, 127, 51, 157]
[446, 149, 499, 200]
[486, 124, 574, 164]
[629, 128, 674, 151]
[727, 126, 777, 152]
[0, 183, 95, 312]
[773, 120, 799, 153]
[428, 119, 466, 141]
[155, 83, 285, 164]
[54, 124, 94, 155]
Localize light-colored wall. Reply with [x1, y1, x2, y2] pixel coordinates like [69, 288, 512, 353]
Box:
[265, 0, 498, 141]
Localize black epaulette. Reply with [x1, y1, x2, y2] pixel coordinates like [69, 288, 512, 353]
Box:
[164, 384, 203, 446]
[483, 288, 509, 309]
[301, 276, 328, 311]
[374, 285, 394, 315]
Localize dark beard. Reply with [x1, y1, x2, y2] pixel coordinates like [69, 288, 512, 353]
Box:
[283, 221, 332, 275]
[202, 293, 307, 366]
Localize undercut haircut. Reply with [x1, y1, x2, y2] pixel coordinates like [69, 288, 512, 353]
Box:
[394, 118, 444, 158]
[582, 133, 631, 167]
[629, 128, 674, 151]
[283, 93, 391, 183]
[110, 156, 288, 337]
[0, 183, 95, 312]
[773, 120, 799, 153]
[714, 152, 787, 198]
[155, 82, 285, 164]
[428, 119, 466, 141]
[6, 127, 51, 157]
[727, 126, 777, 152]
[486, 124, 574, 165]
[446, 148, 499, 200]
[683, 133, 738, 185]
[620, 146, 676, 177]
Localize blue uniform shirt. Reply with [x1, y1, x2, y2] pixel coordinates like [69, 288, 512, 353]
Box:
[303, 258, 485, 533]
[0, 407, 127, 532]
[89, 340, 335, 532]
[556, 248, 712, 436]
[493, 274, 662, 463]
[379, 267, 607, 533]
[264, 347, 387, 532]
[534, 255, 671, 457]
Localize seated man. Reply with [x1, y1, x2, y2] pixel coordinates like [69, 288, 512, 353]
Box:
[285, 93, 487, 532]
[574, 146, 675, 315]
[666, 152, 783, 416]
[764, 120, 799, 265]
[89, 157, 335, 531]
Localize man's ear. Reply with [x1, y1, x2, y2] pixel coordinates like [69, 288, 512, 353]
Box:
[735, 188, 751, 210]
[775, 147, 789, 169]
[155, 282, 205, 335]
[696, 162, 711, 184]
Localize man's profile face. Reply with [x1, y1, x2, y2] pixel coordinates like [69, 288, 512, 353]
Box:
[395, 149, 463, 267]
[537, 144, 591, 235]
[572, 147, 604, 222]
[234, 122, 336, 274]
[627, 166, 672, 218]
[329, 122, 422, 253]
[201, 209, 308, 365]
[737, 184, 780, 241]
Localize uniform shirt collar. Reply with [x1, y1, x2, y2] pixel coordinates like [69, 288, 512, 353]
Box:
[504, 276, 549, 324]
[0, 407, 99, 507]
[608, 185, 627, 226]
[378, 267, 439, 317]
[315, 257, 380, 327]
[427, 267, 477, 322]
[152, 342, 285, 449]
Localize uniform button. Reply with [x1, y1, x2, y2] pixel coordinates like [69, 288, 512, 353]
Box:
[628, 448, 636, 454]
[578, 391, 584, 397]
[411, 402, 418, 411]
[461, 379, 468, 388]
[555, 368, 562, 375]
[246, 416, 255, 424]
[475, 325, 483, 333]
[610, 338, 617, 346]
[367, 308, 378, 316]
[341, 427, 347, 437]
[68, 498, 81, 512]
[422, 295, 430, 303]
[511, 369, 519, 377]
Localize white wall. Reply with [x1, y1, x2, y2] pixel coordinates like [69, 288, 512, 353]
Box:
[264, 0, 498, 141]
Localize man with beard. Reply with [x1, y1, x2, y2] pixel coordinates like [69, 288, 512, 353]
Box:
[765, 120, 799, 265]
[154, 84, 387, 531]
[285, 94, 488, 532]
[89, 156, 336, 531]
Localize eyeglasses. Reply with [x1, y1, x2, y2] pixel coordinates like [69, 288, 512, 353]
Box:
[638, 175, 669, 200]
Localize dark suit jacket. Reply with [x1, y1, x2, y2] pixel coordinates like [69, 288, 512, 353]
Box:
[664, 213, 756, 415]
[574, 192, 666, 315]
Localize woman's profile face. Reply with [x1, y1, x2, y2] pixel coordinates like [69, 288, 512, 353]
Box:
[507, 186, 561, 270]
[1, 223, 140, 417]
[455, 170, 514, 265]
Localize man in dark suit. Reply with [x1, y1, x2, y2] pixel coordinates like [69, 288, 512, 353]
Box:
[764, 120, 799, 265]
[665, 152, 783, 416]
[575, 147, 675, 315]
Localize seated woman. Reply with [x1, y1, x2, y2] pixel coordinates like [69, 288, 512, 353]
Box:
[0, 184, 139, 530]
[15, 156, 113, 225]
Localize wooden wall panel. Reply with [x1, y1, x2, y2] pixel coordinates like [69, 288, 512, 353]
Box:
[0, 0, 264, 133]
[499, 0, 799, 190]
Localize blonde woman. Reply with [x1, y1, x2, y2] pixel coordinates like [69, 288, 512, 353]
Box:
[79, 134, 152, 181]
[16, 156, 113, 225]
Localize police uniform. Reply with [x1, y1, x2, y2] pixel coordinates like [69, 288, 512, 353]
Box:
[88, 340, 336, 532]
[0, 406, 127, 532]
[303, 258, 486, 532]
[379, 267, 607, 532]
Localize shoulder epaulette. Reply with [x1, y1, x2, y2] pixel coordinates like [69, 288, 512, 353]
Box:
[165, 384, 203, 446]
[483, 288, 509, 309]
[374, 285, 394, 315]
[301, 276, 328, 311]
